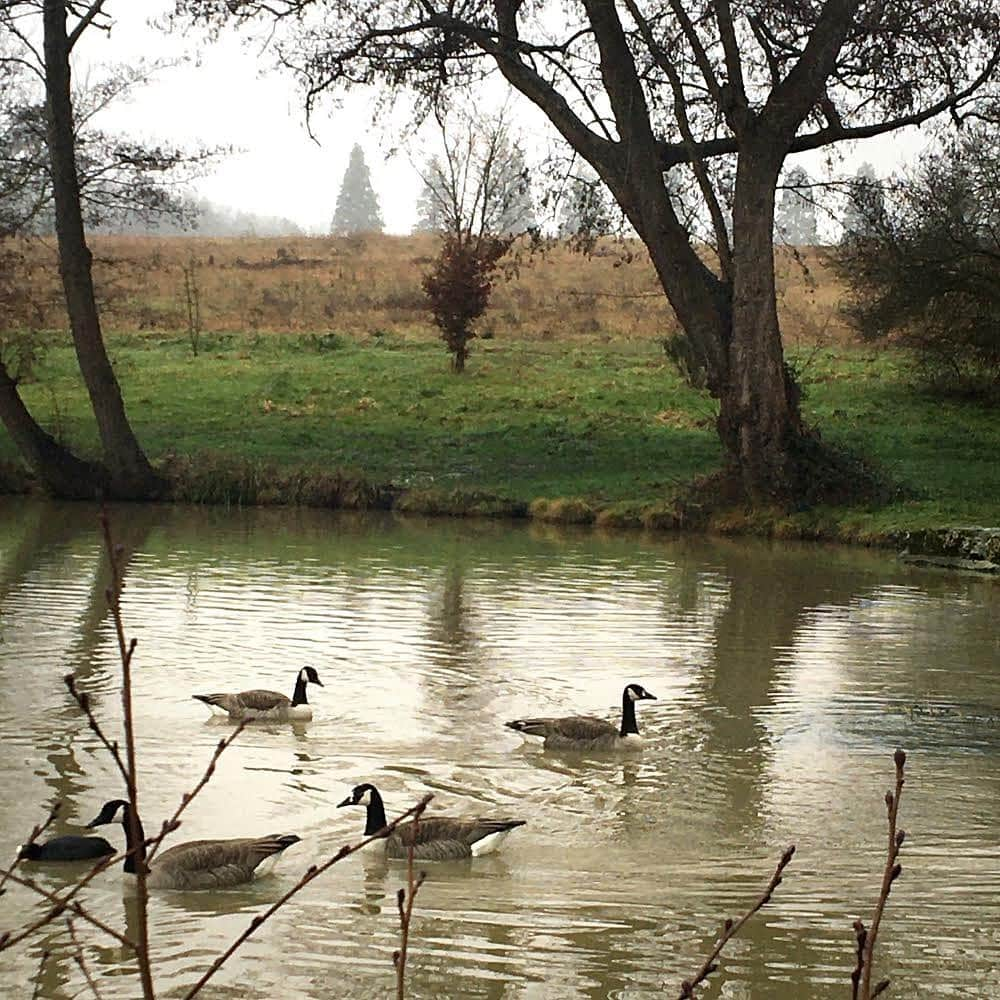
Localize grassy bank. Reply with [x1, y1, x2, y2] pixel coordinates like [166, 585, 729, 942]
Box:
[2, 328, 998, 543]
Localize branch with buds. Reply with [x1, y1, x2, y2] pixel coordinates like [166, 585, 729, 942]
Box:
[677, 844, 796, 998]
[852, 749, 907, 1000]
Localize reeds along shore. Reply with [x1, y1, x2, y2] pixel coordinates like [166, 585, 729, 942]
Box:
[3, 233, 850, 345]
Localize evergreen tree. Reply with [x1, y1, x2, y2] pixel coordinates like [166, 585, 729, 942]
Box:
[841, 162, 885, 241]
[331, 144, 384, 234]
[490, 140, 535, 235]
[558, 169, 613, 240]
[413, 155, 448, 233]
[775, 166, 818, 244]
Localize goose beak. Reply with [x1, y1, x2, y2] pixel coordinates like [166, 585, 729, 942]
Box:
[85, 816, 101, 828]
[314, 678, 324, 687]
[336, 795, 353, 808]
[643, 691, 657, 700]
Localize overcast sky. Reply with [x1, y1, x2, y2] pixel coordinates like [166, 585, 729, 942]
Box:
[73, 2, 933, 236]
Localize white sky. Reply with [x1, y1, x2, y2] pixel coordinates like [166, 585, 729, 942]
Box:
[72, 2, 934, 236]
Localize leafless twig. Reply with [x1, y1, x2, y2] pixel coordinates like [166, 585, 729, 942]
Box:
[678, 844, 796, 998]
[67, 916, 106, 1000]
[30, 948, 50, 1000]
[146, 721, 247, 863]
[0, 803, 59, 898]
[393, 815, 427, 1000]
[182, 794, 434, 999]
[853, 748, 907, 1000]
[63, 673, 130, 787]
[0, 867, 134, 950]
[0, 846, 127, 953]
[98, 508, 156, 1000]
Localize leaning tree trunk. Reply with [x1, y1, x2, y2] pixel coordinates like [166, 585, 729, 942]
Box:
[719, 146, 806, 501]
[0, 360, 108, 498]
[42, 0, 165, 500]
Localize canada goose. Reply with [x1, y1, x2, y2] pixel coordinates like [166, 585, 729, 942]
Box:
[17, 834, 114, 862]
[192, 666, 323, 721]
[337, 783, 525, 861]
[505, 683, 657, 750]
[86, 799, 300, 890]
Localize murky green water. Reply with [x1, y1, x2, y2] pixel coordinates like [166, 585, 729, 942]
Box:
[0, 498, 997, 998]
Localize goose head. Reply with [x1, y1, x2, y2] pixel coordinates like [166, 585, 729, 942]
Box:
[86, 799, 129, 827]
[337, 783, 379, 809]
[301, 666, 323, 687]
[625, 683, 657, 702]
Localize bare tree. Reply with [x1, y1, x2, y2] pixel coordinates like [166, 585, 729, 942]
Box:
[417, 104, 529, 371]
[416, 104, 536, 239]
[172, 0, 999, 504]
[0, 1, 170, 498]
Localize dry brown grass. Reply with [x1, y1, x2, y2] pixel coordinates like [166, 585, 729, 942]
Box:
[4, 232, 853, 344]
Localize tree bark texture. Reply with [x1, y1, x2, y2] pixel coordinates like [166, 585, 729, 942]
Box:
[42, 0, 164, 499]
[0, 360, 108, 498]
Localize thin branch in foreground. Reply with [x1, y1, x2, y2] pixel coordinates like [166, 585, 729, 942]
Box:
[853, 749, 907, 1000]
[145, 721, 248, 864]
[0, 803, 59, 898]
[67, 916, 106, 1000]
[0, 867, 134, 951]
[182, 794, 434, 1000]
[678, 844, 796, 999]
[30, 948, 50, 1000]
[97, 509, 156, 1000]
[0, 845, 129, 953]
[63, 673, 130, 788]
[394, 816, 427, 1000]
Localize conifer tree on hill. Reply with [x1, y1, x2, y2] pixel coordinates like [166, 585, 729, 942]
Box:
[331, 144, 384, 235]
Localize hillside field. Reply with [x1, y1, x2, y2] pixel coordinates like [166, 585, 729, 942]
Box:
[1, 234, 997, 543]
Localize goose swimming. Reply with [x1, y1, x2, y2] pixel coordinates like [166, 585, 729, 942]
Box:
[193, 666, 323, 721]
[86, 799, 300, 890]
[337, 783, 525, 861]
[505, 683, 657, 750]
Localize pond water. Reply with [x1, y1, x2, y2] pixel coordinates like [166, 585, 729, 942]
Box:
[0, 498, 997, 999]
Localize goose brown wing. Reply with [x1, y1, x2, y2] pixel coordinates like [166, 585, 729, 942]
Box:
[386, 817, 525, 861]
[508, 715, 616, 740]
[233, 689, 292, 712]
[157, 835, 297, 871]
[151, 835, 300, 888]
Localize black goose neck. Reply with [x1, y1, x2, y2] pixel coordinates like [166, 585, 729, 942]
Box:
[620, 690, 639, 737]
[291, 673, 309, 706]
[364, 789, 388, 836]
[119, 803, 148, 875]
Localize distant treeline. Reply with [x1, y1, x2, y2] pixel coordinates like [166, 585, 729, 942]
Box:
[92, 197, 305, 238]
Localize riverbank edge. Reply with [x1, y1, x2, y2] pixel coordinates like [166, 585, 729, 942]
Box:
[3, 455, 997, 572]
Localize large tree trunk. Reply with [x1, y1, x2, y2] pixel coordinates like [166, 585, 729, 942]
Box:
[42, 0, 165, 500]
[0, 360, 108, 498]
[719, 146, 806, 501]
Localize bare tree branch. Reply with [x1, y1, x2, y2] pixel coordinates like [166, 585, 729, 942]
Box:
[854, 749, 907, 1000]
[182, 794, 434, 999]
[67, 916, 106, 1000]
[145, 722, 248, 864]
[0, 866, 135, 951]
[66, 0, 109, 52]
[393, 816, 427, 1000]
[0, 803, 59, 897]
[678, 844, 796, 998]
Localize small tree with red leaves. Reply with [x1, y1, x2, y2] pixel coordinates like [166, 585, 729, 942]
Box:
[421, 232, 511, 373]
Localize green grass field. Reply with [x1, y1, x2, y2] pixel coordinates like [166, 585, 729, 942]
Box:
[3, 330, 998, 541]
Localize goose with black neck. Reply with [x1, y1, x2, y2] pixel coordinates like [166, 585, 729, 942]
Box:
[86, 799, 300, 889]
[505, 683, 657, 751]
